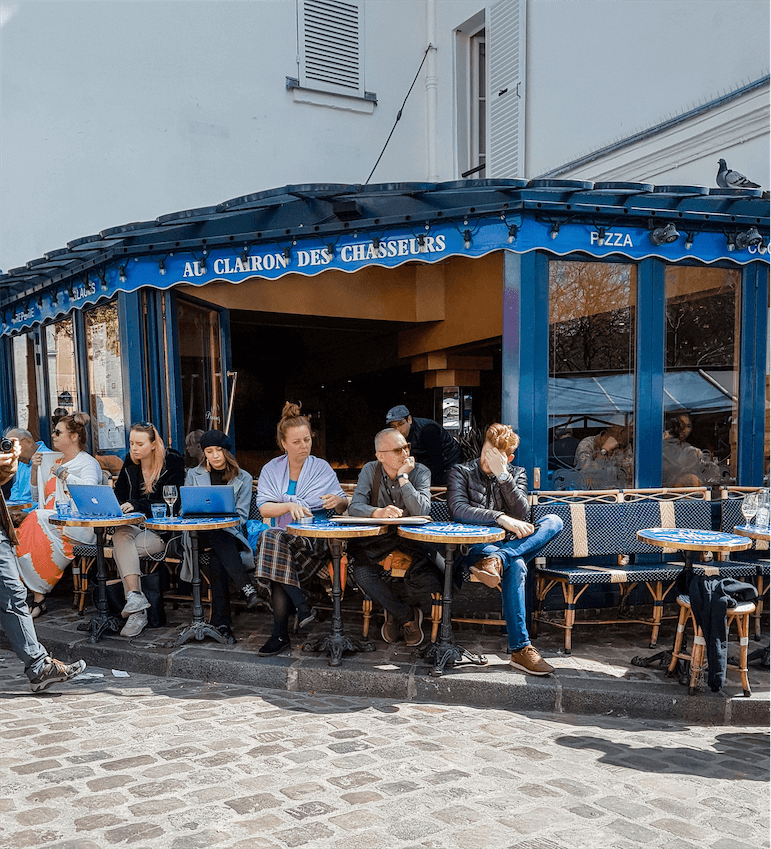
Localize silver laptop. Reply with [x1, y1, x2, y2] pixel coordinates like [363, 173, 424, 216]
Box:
[68, 485, 123, 518]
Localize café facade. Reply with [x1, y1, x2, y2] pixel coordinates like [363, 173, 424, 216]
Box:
[0, 179, 768, 489]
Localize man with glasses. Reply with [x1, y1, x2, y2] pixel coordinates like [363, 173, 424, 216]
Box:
[348, 429, 440, 646]
[385, 405, 462, 485]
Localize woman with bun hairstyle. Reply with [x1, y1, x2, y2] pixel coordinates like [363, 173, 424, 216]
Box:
[16, 412, 103, 618]
[254, 402, 349, 657]
[111, 422, 185, 637]
[181, 430, 258, 644]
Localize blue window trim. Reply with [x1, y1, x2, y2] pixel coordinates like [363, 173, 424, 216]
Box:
[738, 262, 768, 484]
[117, 291, 147, 450]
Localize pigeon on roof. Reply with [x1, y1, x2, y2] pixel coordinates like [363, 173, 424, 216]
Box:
[716, 159, 760, 189]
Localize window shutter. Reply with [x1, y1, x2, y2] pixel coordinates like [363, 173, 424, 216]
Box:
[487, 0, 526, 177]
[299, 0, 363, 97]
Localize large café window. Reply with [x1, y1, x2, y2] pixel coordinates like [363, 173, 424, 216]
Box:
[11, 333, 40, 437]
[548, 260, 637, 490]
[85, 302, 126, 453]
[45, 319, 77, 424]
[662, 266, 739, 486]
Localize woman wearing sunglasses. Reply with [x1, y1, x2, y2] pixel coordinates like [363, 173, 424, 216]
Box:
[111, 422, 185, 637]
[254, 402, 348, 657]
[15, 412, 103, 618]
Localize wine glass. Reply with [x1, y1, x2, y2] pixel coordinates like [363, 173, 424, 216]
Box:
[741, 492, 758, 525]
[162, 485, 178, 517]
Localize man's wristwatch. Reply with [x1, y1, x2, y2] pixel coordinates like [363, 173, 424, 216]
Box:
[496, 471, 509, 483]
[398, 473, 409, 483]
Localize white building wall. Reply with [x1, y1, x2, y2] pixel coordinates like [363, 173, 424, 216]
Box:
[0, 0, 767, 273]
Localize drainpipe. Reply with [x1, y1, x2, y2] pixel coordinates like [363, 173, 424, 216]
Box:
[425, 0, 438, 181]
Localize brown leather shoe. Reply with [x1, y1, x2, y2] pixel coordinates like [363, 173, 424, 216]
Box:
[403, 608, 424, 647]
[470, 555, 503, 588]
[381, 612, 400, 643]
[509, 645, 554, 676]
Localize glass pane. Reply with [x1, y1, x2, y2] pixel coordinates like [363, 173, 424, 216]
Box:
[663, 266, 740, 486]
[45, 319, 76, 423]
[177, 299, 223, 440]
[548, 260, 637, 490]
[11, 333, 39, 438]
[85, 302, 126, 452]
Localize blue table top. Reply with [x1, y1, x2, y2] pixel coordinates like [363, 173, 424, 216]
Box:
[637, 527, 752, 551]
[145, 515, 240, 530]
[397, 521, 506, 543]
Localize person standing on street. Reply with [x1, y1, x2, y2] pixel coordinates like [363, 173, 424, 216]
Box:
[385, 404, 462, 485]
[0, 437, 85, 691]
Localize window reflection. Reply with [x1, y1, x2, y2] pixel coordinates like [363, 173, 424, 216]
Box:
[663, 266, 739, 485]
[548, 260, 636, 490]
[45, 319, 76, 427]
[86, 302, 126, 452]
[11, 333, 39, 437]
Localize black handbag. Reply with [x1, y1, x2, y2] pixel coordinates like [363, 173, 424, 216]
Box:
[97, 570, 168, 628]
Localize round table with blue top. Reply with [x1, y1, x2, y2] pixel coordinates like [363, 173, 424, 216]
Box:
[145, 515, 240, 645]
[50, 511, 145, 642]
[397, 522, 504, 676]
[286, 519, 388, 667]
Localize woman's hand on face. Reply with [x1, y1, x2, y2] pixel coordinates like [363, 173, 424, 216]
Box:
[287, 502, 312, 522]
[120, 502, 135, 514]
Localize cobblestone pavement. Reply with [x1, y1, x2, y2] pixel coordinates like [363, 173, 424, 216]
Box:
[0, 650, 768, 849]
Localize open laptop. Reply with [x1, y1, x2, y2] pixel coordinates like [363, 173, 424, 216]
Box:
[179, 485, 236, 518]
[68, 485, 124, 519]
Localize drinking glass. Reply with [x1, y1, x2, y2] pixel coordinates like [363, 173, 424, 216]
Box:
[756, 489, 770, 529]
[163, 485, 178, 517]
[741, 492, 758, 524]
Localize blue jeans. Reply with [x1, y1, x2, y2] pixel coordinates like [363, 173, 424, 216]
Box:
[464, 515, 563, 652]
[0, 526, 49, 679]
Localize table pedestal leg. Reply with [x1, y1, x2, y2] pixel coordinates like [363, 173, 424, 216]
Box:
[420, 543, 488, 676]
[89, 527, 122, 643]
[302, 539, 374, 666]
[177, 529, 226, 645]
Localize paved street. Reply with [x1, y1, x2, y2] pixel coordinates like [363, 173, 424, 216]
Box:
[0, 649, 768, 849]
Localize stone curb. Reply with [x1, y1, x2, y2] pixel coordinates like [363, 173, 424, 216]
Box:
[34, 620, 769, 726]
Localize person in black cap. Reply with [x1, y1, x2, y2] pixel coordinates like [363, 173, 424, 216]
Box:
[181, 429, 259, 643]
[385, 404, 462, 486]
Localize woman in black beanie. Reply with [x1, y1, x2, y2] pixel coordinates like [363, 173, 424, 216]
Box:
[181, 430, 258, 643]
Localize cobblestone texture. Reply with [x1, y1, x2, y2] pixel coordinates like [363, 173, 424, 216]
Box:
[0, 649, 768, 849]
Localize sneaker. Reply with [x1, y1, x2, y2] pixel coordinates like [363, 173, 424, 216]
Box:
[381, 611, 400, 644]
[242, 583, 261, 611]
[257, 635, 290, 657]
[29, 658, 87, 693]
[122, 590, 150, 617]
[509, 645, 554, 676]
[297, 608, 317, 630]
[120, 609, 148, 638]
[215, 624, 237, 645]
[403, 608, 424, 647]
[471, 556, 503, 588]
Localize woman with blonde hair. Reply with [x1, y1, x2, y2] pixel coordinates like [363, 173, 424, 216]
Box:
[112, 422, 185, 637]
[15, 412, 103, 618]
[254, 402, 348, 657]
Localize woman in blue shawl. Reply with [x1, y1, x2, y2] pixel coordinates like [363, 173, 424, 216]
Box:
[254, 402, 348, 656]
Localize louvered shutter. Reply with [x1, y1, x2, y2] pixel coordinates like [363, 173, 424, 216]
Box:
[299, 0, 364, 97]
[487, 0, 526, 177]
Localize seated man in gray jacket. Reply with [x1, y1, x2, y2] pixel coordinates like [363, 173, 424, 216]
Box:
[448, 423, 563, 676]
[348, 428, 440, 647]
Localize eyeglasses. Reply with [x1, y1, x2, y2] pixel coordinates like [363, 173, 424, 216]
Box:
[132, 421, 154, 430]
[52, 428, 67, 436]
[389, 420, 407, 429]
[381, 442, 411, 456]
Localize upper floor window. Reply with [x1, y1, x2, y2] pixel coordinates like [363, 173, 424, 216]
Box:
[298, 0, 364, 98]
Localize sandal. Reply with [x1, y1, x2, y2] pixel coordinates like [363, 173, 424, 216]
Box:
[29, 599, 48, 619]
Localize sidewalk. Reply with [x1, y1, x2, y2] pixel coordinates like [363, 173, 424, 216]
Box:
[19, 593, 769, 727]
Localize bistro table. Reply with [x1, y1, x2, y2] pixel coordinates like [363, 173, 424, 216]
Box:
[632, 527, 753, 671]
[286, 519, 388, 667]
[397, 522, 505, 677]
[145, 515, 240, 645]
[51, 511, 145, 642]
[733, 524, 770, 664]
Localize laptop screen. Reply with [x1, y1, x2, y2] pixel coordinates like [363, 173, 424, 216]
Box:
[179, 485, 236, 517]
[68, 485, 123, 518]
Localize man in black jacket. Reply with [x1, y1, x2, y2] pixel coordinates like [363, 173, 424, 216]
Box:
[385, 405, 462, 485]
[447, 423, 563, 676]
